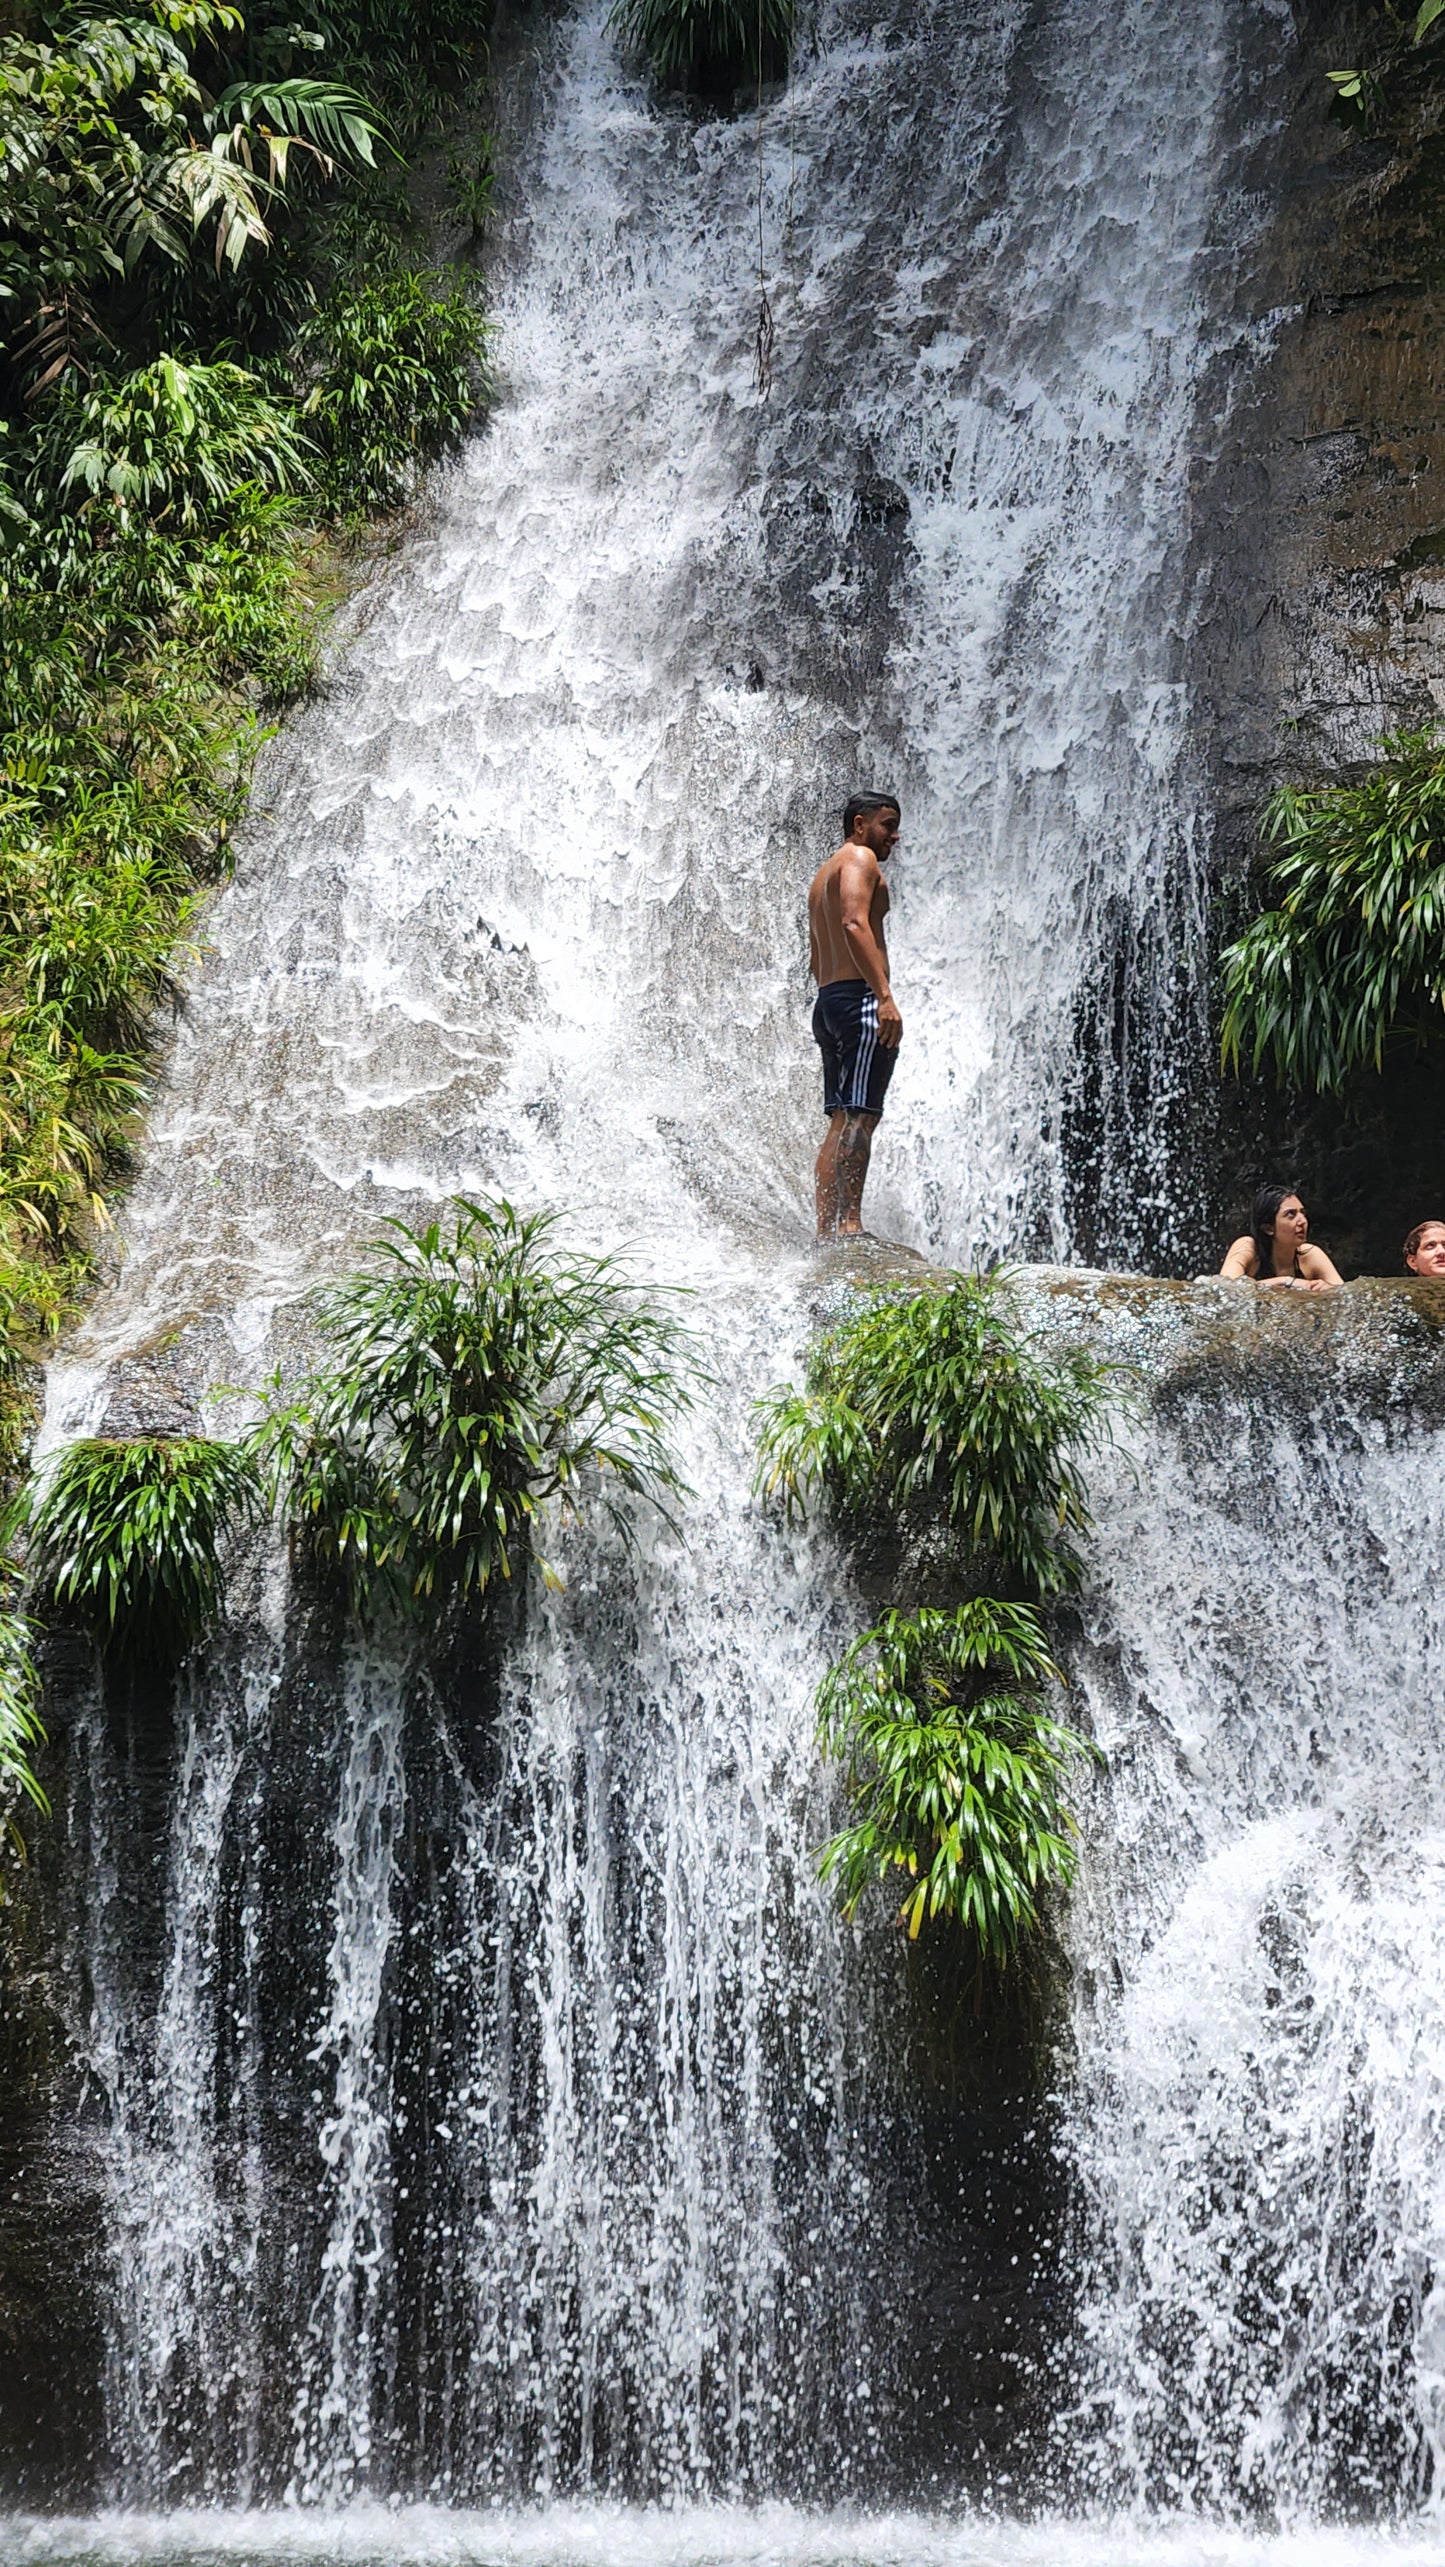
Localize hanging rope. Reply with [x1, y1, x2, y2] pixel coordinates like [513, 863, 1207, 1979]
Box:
[752, 0, 775, 396]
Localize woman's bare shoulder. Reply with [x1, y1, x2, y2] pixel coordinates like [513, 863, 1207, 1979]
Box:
[1220, 1235, 1258, 1277]
[1299, 1242, 1341, 1283]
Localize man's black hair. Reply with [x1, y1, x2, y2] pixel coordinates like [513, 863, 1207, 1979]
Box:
[842, 791, 901, 835]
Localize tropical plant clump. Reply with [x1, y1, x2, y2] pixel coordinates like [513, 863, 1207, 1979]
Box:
[0, 1577, 47, 1877]
[291, 273, 489, 513]
[756, 1273, 1114, 1953]
[0, 0, 493, 1431]
[755, 1269, 1115, 1597]
[816, 1602, 1094, 1952]
[1220, 728, 1445, 1094]
[9, 1197, 691, 1676]
[251, 1197, 693, 1617]
[12, 1434, 265, 1655]
[608, 0, 793, 94]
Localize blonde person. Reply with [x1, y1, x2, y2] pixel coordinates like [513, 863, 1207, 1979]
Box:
[1221, 1183, 1342, 1293]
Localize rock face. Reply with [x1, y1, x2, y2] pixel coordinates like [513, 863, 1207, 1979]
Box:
[0, 1728, 108, 2504]
[1201, 3, 1445, 1272]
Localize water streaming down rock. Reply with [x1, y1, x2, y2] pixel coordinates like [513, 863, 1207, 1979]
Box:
[1054, 1285, 1445, 2519]
[22, 0, 1312, 2515]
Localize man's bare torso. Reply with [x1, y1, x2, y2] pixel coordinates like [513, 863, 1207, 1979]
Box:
[808, 841, 890, 987]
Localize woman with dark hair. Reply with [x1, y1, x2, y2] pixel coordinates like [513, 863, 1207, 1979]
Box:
[1220, 1184, 1342, 1291]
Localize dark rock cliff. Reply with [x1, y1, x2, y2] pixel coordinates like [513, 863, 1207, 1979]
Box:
[1203, 1, 1445, 1274]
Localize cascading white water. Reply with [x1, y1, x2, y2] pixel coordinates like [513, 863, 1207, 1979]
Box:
[27, 0, 1316, 2519]
[1052, 1286, 1445, 2520]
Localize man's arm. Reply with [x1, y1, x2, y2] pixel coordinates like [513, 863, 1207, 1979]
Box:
[839, 849, 902, 1047]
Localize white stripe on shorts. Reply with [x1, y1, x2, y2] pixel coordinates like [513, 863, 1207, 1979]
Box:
[850, 993, 878, 1109]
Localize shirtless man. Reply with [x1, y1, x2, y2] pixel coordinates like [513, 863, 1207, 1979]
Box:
[808, 793, 902, 1237]
[1405, 1219, 1445, 1277]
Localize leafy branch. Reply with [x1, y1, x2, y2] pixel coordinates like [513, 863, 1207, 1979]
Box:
[816, 1602, 1094, 1950]
[1220, 727, 1445, 1093]
[756, 1273, 1116, 1956]
[247, 1197, 695, 1617]
[755, 1269, 1116, 1597]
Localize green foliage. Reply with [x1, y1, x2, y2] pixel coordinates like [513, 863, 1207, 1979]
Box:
[249, 1196, 693, 1618]
[293, 271, 487, 512]
[315, 0, 490, 145]
[446, 140, 494, 234]
[0, 0, 495, 1416]
[57, 356, 313, 526]
[815, 1602, 1092, 1952]
[0, 1203, 689, 1663]
[13, 1433, 265, 1653]
[0, 5, 385, 396]
[0, 1574, 47, 1878]
[755, 1270, 1115, 1597]
[608, 0, 792, 90]
[0, 490, 320, 1351]
[759, 1273, 1114, 1956]
[1328, 0, 1445, 125]
[1219, 728, 1445, 1094]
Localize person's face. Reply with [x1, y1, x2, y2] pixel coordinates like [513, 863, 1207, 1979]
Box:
[857, 808, 901, 862]
[1408, 1223, 1445, 1277]
[1270, 1195, 1309, 1252]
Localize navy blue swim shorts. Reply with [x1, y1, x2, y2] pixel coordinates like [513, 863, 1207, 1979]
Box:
[812, 978, 896, 1119]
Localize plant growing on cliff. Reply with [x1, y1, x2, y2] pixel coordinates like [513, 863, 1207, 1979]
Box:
[290, 272, 488, 512]
[1221, 739, 1445, 1098]
[1220, 728, 1445, 1093]
[5, 1205, 691, 1655]
[0, 0, 494, 1418]
[13, 1435, 265, 1655]
[754, 1270, 1115, 1596]
[815, 1602, 1093, 1951]
[609, 0, 792, 92]
[250, 1196, 694, 1617]
[757, 1273, 1114, 1951]
[0, 1580, 47, 1877]
[1226, 729, 1445, 1088]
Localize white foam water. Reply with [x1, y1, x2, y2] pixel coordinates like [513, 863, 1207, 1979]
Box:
[5, 2500, 1445, 2567]
[1052, 1285, 1445, 2516]
[22, 0, 1314, 2521]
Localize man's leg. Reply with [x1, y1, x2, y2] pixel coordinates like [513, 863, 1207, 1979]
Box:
[815, 1112, 846, 1236]
[834, 1111, 878, 1234]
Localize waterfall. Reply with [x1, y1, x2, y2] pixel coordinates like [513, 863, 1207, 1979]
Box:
[1056, 1287, 1445, 2521]
[23, 0, 1313, 2518]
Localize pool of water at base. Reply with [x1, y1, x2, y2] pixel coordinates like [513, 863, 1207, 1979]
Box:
[1, 2508, 1443, 2567]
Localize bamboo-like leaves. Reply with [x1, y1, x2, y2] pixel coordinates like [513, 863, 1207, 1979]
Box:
[12, 1432, 266, 1652]
[1220, 727, 1445, 1093]
[758, 1273, 1113, 1951]
[61, 356, 313, 526]
[755, 1269, 1115, 1596]
[609, 0, 793, 88]
[0, 1572, 47, 1877]
[815, 1603, 1094, 1953]
[8, 1202, 694, 1655]
[247, 1196, 694, 1619]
